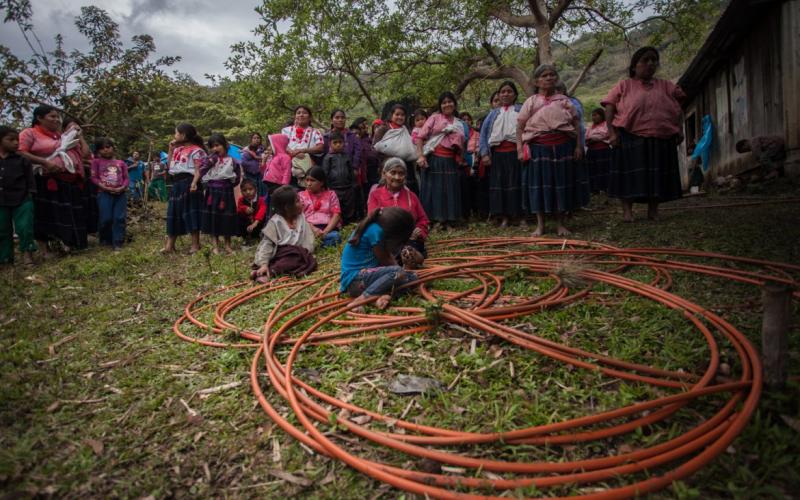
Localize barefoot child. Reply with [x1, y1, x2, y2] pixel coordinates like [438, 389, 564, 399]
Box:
[252, 186, 316, 282]
[199, 133, 241, 254]
[91, 137, 129, 250]
[0, 126, 37, 264]
[237, 178, 267, 243]
[340, 207, 417, 310]
[164, 123, 206, 253]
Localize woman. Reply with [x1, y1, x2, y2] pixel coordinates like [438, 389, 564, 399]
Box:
[240, 133, 265, 196]
[516, 64, 584, 236]
[18, 105, 90, 254]
[372, 104, 419, 194]
[479, 80, 524, 227]
[351, 117, 376, 217]
[603, 46, 685, 221]
[323, 109, 361, 168]
[367, 157, 429, 269]
[415, 91, 466, 229]
[281, 105, 324, 184]
[585, 108, 612, 193]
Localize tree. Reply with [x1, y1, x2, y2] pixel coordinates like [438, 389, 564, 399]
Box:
[233, 0, 721, 115]
[0, 0, 179, 147]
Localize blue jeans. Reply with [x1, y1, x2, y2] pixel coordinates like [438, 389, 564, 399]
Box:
[348, 265, 418, 297]
[321, 230, 341, 248]
[97, 191, 127, 247]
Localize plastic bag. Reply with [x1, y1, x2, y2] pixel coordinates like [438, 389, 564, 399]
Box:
[691, 115, 713, 174]
[373, 127, 418, 162]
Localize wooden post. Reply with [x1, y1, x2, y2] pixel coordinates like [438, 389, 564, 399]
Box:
[761, 282, 792, 389]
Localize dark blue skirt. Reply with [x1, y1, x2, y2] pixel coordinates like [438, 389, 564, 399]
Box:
[585, 146, 612, 193]
[201, 185, 239, 237]
[33, 176, 88, 249]
[489, 149, 523, 217]
[166, 176, 202, 236]
[608, 130, 682, 203]
[524, 140, 589, 214]
[420, 154, 462, 222]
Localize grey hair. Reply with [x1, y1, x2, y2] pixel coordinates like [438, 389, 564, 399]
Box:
[533, 64, 558, 80]
[382, 157, 406, 174]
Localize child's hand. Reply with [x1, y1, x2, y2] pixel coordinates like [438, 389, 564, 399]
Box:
[410, 227, 422, 240]
[256, 265, 270, 278]
[247, 222, 258, 233]
[311, 226, 323, 237]
[246, 207, 254, 215]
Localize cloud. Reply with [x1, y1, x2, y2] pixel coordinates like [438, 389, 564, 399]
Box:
[0, 0, 260, 83]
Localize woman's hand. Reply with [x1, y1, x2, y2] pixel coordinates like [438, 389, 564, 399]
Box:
[190, 181, 198, 192]
[311, 226, 323, 237]
[517, 147, 525, 163]
[247, 221, 259, 233]
[43, 160, 61, 173]
[574, 145, 584, 160]
[416, 156, 428, 169]
[608, 128, 620, 147]
[256, 265, 270, 278]
[410, 227, 422, 240]
[481, 155, 491, 167]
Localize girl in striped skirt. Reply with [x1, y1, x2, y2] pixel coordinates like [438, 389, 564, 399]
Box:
[164, 123, 206, 253]
[516, 65, 584, 236]
[200, 133, 241, 254]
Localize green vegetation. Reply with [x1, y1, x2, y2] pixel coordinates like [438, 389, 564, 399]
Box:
[2, 180, 799, 498]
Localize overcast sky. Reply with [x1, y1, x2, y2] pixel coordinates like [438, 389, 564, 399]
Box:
[0, 0, 261, 83]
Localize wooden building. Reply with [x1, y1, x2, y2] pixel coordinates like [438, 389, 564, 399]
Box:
[677, 0, 800, 181]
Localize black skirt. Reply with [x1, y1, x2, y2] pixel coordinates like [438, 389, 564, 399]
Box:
[523, 140, 589, 214]
[585, 145, 612, 193]
[420, 154, 462, 222]
[83, 178, 99, 234]
[607, 130, 682, 203]
[201, 185, 239, 237]
[166, 176, 202, 236]
[489, 149, 523, 217]
[33, 176, 88, 249]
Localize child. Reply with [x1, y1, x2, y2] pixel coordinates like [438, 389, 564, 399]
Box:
[252, 185, 316, 282]
[91, 137, 129, 250]
[199, 133, 241, 254]
[411, 109, 429, 146]
[127, 151, 145, 203]
[585, 108, 612, 193]
[164, 123, 206, 253]
[262, 133, 291, 195]
[322, 130, 356, 223]
[0, 126, 37, 264]
[298, 166, 342, 248]
[340, 207, 416, 310]
[237, 178, 268, 242]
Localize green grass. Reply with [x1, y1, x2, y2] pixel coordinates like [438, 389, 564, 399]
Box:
[2, 178, 800, 498]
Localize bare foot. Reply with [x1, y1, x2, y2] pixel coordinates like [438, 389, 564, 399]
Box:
[375, 294, 392, 309]
[499, 218, 508, 228]
[401, 246, 424, 270]
[647, 206, 659, 220]
[622, 212, 634, 223]
[519, 219, 528, 228]
[531, 227, 544, 237]
[212, 247, 221, 255]
[160, 247, 175, 254]
[224, 246, 234, 255]
[557, 225, 572, 236]
[188, 246, 201, 255]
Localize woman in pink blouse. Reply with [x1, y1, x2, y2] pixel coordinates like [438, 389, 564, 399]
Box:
[368, 157, 429, 269]
[516, 65, 584, 236]
[18, 105, 91, 253]
[298, 166, 342, 248]
[602, 46, 685, 221]
[585, 107, 612, 193]
[415, 91, 465, 229]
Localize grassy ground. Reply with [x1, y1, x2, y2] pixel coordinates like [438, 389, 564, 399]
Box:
[2, 178, 799, 499]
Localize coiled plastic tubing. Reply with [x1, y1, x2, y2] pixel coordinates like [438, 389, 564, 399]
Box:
[174, 237, 799, 498]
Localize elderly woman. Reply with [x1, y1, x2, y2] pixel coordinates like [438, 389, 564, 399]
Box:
[282, 105, 324, 182]
[516, 64, 584, 236]
[18, 105, 90, 254]
[367, 157, 429, 268]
